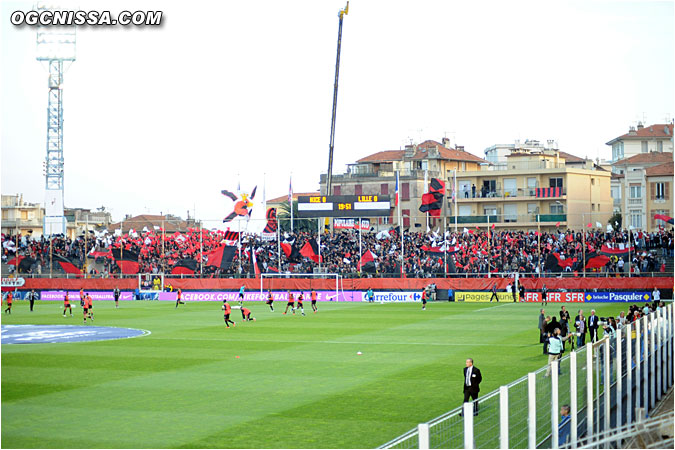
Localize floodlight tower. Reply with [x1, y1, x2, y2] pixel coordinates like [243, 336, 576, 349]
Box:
[36, 3, 76, 236]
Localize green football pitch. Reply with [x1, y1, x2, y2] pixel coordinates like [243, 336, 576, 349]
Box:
[2, 300, 630, 448]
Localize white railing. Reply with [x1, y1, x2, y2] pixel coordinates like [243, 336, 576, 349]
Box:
[379, 303, 674, 449]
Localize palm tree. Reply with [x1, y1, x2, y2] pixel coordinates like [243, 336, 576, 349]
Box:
[277, 201, 319, 233]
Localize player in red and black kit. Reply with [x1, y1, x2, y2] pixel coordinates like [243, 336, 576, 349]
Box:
[296, 292, 306, 316]
[63, 292, 72, 317]
[4, 292, 12, 314]
[283, 291, 295, 315]
[79, 288, 85, 307]
[222, 301, 236, 328]
[241, 306, 256, 322]
[82, 294, 89, 324]
[175, 289, 185, 308]
[86, 294, 94, 321]
[311, 290, 318, 313]
[266, 290, 274, 312]
[421, 289, 427, 311]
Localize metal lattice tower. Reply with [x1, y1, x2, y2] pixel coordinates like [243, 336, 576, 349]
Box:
[36, 3, 76, 236]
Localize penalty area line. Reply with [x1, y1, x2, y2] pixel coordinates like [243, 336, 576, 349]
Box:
[475, 303, 516, 312]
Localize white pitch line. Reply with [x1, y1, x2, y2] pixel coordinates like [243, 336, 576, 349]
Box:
[153, 336, 528, 347]
[475, 303, 516, 312]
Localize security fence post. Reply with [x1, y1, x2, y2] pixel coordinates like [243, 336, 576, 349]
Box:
[643, 315, 649, 410]
[649, 314, 655, 409]
[616, 327, 622, 427]
[657, 308, 662, 400]
[603, 338, 610, 446]
[418, 423, 429, 450]
[586, 343, 594, 437]
[528, 372, 536, 449]
[635, 319, 641, 413]
[551, 360, 559, 449]
[570, 351, 578, 446]
[626, 322, 632, 426]
[499, 386, 508, 449]
[463, 402, 474, 450]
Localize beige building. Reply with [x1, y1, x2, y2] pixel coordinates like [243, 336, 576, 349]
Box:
[320, 139, 486, 230]
[455, 148, 612, 231]
[611, 152, 674, 231]
[606, 122, 674, 162]
[1, 194, 45, 238]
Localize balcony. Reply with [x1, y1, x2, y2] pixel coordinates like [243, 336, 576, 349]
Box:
[448, 214, 567, 225]
[628, 198, 643, 206]
[456, 187, 566, 201]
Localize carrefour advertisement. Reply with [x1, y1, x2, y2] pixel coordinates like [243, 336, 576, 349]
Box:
[584, 292, 651, 303]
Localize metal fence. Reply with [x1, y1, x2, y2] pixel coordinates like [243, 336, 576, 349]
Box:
[380, 303, 674, 449]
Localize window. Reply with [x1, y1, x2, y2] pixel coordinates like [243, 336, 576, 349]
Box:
[1, 210, 7, 220]
[549, 177, 563, 188]
[654, 209, 669, 227]
[658, 141, 663, 152]
[611, 186, 621, 200]
[354, 184, 362, 196]
[503, 178, 517, 196]
[461, 162, 466, 171]
[550, 203, 564, 214]
[527, 177, 537, 188]
[527, 203, 538, 215]
[402, 209, 410, 228]
[654, 182, 665, 200]
[612, 142, 624, 161]
[629, 184, 641, 198]
[591, 203, 595, 211]
[401, 183, 410, 201]
[380, 217, 390, 225]
[630, 211, 643, 229]
[333, 185, 341, 195]
[591, 178, 595, 185]
[380, 183, 389, 195]
[21, 211, 28, 220]
[483, 205, 497, 216]
[459, 205, 472, 216]
[504, 204, 517, 222]
[641, 141, 648, 153]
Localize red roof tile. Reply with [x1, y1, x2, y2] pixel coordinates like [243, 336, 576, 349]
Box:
[645, 162, 674, 177]
[356, 141, 486, 164]
[606, 123, 673, 144]
[612, 152, 674, 166]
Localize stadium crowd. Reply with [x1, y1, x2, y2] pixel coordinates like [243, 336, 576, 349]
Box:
[2, 225, 673, 278]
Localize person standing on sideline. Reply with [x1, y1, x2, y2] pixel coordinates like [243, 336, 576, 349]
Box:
[541, 284, 548, 306]
[652, 288, 660, 303]
[575, 310, 587, 347]
[421, 289, 427, 310]
[266, 290, 274, 312]
[588, 310, 599, 343]
[489, 283, 499, 302]
[462, 358, 482, 416]
[519, 283, 525, 303]
[558, 405, 572, 447]
[113, 287, 120, 309]
[538, 309, 546, 344]
[28, 289, 37, 312]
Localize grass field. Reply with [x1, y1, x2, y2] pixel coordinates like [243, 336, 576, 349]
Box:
[1, 299, 632, 449]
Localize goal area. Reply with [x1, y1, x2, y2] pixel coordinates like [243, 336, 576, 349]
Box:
[260, 273, 343, 301]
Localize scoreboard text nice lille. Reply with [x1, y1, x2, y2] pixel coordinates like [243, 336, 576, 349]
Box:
[297, 195, 391, 218]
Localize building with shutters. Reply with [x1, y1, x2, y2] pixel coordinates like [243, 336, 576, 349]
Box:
[454, 147, 612, 231]
[611, 152, 674, 231]
[319, 139, 486, 231]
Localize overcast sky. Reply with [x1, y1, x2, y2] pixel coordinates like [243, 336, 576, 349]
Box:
[1, 0, 673, 231]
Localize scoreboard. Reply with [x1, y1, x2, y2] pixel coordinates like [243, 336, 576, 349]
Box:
[297, 195, 391, 218]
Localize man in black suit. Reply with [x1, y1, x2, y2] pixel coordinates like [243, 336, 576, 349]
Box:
[462, 358, 482, 415]
[574, 309, 587, 347]
[588, 310, 599, 343]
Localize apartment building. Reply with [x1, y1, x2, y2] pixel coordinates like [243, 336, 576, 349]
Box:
[611, 152, 674, 231]
[606, 122, 674, 162]
[454, 148, 612, 231]
[1, 194, 45, 238]
[320, 139, 486, 230]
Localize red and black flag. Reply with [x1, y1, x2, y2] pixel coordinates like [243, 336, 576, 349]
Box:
[205, 245, 237, 270]
[111, 248, 140, 274]
[598, 244, 634, 259]
[584, 252, 611, 269]
[654, 214, 674, 225]
[300, 240, 322, 263]
[248, 247, 264, 277]
[52, 254, 81, 275]
[7, 255, 36, 273]
[222, 231, 240, 242]
[263, 208, 278, 233]
[419, 178, 445, 218]
[171, 258, 198, 275]
[280, 242, 301, 262]
[358, 250, 376, 273]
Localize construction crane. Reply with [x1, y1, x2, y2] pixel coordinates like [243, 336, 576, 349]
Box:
[325, 1, 349, 198]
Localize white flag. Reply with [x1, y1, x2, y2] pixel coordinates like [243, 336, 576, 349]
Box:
[606, 223, 613, 232]
[596, 221, 602, 228]
[463, 227, 469, 234]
